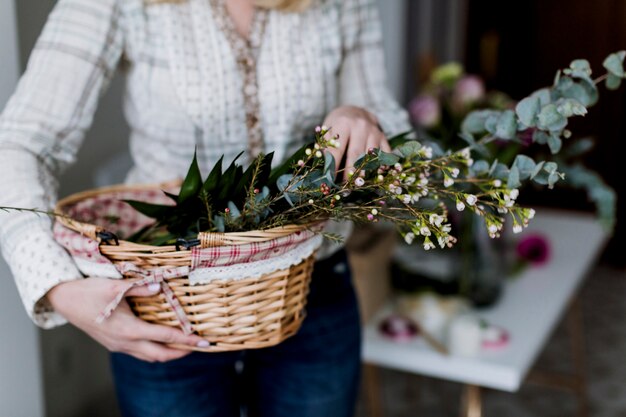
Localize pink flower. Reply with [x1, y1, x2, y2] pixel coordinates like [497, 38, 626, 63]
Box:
[516, 234, 550, 266]
[409, 95, 441, 128]
[453, 75, 485, 106]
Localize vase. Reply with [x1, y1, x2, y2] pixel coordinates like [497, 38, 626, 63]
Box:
[454, 211, 506, 308]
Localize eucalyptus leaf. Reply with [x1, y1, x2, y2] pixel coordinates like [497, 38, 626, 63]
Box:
[495, 110, 517, 140]
[563, 138, 594, 157]
[470, 160, 490, 175]
[537, 104, 567, 132]
[458, 132, 476, 146]
[531, 161, 545, 179]
[516, 96, 541, 127]
[531, 88, 552, 106]
[379, 150, 401, 165]
[556, 98, 588, 118]
[513, 155, 536, 179]
[606, 73, 623, 90]
[548, 133, 563, 154]
[533, 130, 550, 145]
[461, 110, 497, 134]
[507, 166, 521, 189]
[603, 51, 626, 77]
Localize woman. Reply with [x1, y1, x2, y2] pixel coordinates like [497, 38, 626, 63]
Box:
[0, 0, 409, 415]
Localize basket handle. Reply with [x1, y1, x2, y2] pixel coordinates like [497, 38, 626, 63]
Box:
[57, 216, 107, 242]
[197, 232, 226, 248]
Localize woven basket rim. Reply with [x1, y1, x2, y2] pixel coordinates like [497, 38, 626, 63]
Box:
[54, 181, 312, 248]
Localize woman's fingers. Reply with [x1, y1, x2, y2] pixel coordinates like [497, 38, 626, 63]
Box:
[128, 340, 192, 363]
[125, 283, 162, 297]
[130, 316, 209, 349]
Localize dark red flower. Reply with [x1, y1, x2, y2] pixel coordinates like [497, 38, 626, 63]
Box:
[516, 234, 550, 266]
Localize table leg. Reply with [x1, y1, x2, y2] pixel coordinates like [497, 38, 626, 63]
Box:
[460, 385, 482, 417]
[363, 364, 384, 417]
[568, 296, 589, 417]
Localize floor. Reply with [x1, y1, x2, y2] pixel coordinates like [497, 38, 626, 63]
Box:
[355, 264, 626, 417]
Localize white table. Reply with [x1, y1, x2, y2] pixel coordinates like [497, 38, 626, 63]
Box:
[362, 209, 608, 415]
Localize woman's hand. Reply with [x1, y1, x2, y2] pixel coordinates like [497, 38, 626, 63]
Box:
[47, 278, 209, 362]
[323, 106, 390, 179]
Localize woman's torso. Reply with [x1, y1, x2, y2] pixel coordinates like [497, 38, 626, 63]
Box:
[119, 0, 347, 184]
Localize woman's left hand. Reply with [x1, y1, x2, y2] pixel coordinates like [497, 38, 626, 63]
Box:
[323, 106, 391, 180]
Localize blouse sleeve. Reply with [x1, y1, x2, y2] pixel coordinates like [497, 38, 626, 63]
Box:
[337, 0, 411, 136]
[0, 0, 124, 328]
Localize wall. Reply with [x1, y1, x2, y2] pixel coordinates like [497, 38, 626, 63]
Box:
[15, 1, 129, 415]
[0, 0, 45, 416]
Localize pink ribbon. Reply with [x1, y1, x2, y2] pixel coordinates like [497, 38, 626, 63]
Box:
[96, 263, 194, 335]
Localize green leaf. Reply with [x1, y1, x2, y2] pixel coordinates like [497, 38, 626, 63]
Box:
[547, 133, 563, 154]
[495, 110, 517, 140]
[470, 160, 490, 175]
[533, 130, 550, 145]
[508, 166, 521, 188]
[123, 200, 172, 219]
[555, 98, 587, 118]
[513, 155, 536, 180]
[555, 76, 598, 107]
[531, 88, 552, 106]
[227, 202, 241, 219]
[537, 104, 567, 131]
[388, 130, 415, 148]
[606, 73, 623, 90]
[603, 51, 626, 77]
[461, 110, 497, 134]
[202, 156, 224, 194]
[531, 161, 545, 179]
[397, 141, 422, 158]
[562, 138, 594, 158]
[378, 150, 401, 166]
[323, 152, 337, 185]
[268, 143, 309, 186]
[516, 96, 541, 127]
[563, 59, 593, 78]
[178, 151, 202, 203]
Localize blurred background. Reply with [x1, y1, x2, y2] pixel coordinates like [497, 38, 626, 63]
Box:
[1, 1, 624, 416]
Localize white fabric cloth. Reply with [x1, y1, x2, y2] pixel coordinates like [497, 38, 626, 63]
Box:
[0, 0, 410, 327]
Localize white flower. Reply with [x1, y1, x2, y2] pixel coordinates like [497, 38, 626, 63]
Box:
[354, 177, 365, 187]
[444, 177, 454, 187]
[528, 208, 536, 219]
[402, 194, 412, 204]
[429, 214, 444, 227]
[460, 148, 471, 159]
[465, 194, 478, 206]
[394, 187, 403, 195]
[377, 174, 384, 182]
[488, 224, 498, 234]
[420, 146, 433, 159]
[456, 201, 466, 212]
[305, 149, 312, 156]
[404, 176, 416, 185]
[371, 209, 379, 215]
[441, 224, 452, 233]
[497, 207, 508, 214]
[411, 194, 421, 203]
[450, 168, 460, 178]
[419, 178, 429, 186]
[513, 224, 523, 234]
[509, 189, 520, 200]
[308, 199, 315, 205]
[423, 239, 436, 251]
[466, 158, 474, 167]
[394, 163, 403, 171]
[420, 226, 431, 236]
[437, 236, 448, 248]
[315, 150, 323, 158]
[404, 232, 415, 245]
[493, 179, 502, 188]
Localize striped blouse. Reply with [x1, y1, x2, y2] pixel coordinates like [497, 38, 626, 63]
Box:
[0, 0, 410, 328]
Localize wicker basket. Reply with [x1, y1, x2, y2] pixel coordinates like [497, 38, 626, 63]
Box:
[54, 183, 317, 352]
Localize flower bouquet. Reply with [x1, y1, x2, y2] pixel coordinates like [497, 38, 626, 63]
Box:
[5, 52, 626, 350]
[395, 53, 621, 306]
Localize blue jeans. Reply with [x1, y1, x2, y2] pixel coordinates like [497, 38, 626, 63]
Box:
[111, 250, 361, 417]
